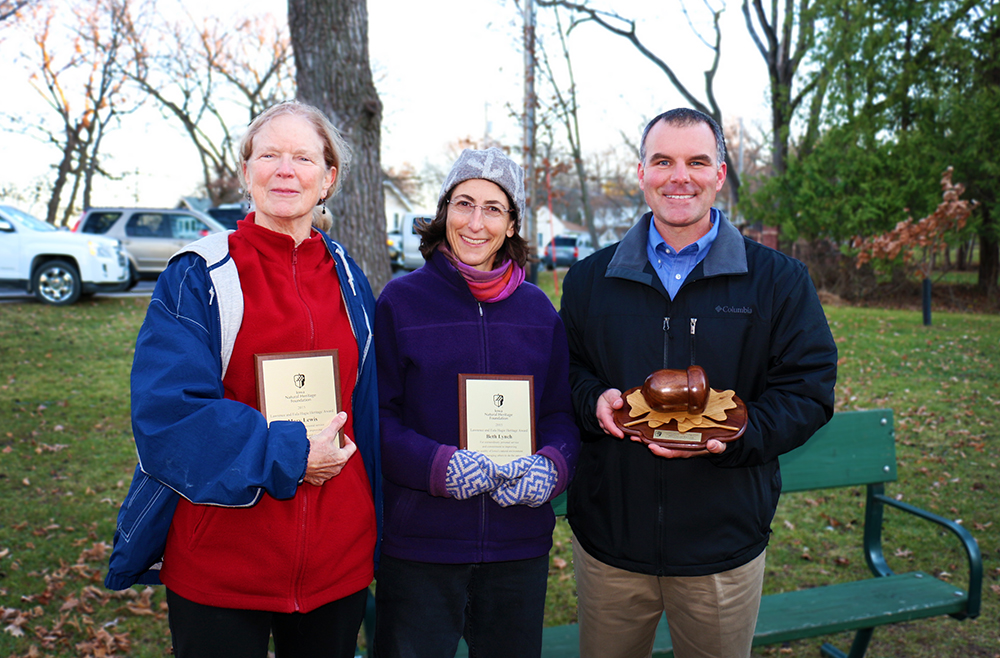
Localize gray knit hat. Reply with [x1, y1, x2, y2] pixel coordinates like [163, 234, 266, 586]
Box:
[438, 148, 526, 220]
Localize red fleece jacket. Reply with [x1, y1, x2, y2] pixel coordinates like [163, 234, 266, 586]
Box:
[160, 218, 376, 613]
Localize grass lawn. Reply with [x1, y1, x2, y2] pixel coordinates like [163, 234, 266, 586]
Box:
[2, 284, 998, 657]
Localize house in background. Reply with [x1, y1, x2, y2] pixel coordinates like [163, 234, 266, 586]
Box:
[534, 206, 586, 249]
[384, 179, 419, 233]
[533, 205, 639, 250]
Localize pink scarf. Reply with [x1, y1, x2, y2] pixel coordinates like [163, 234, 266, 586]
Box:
[439, 244, 525, 303]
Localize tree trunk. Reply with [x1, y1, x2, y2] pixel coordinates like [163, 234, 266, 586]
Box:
[47, 128, 79, 226]
[287, 0, 390, 293]
[978, 205, 999, 296]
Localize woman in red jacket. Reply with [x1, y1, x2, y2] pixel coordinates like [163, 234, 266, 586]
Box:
[128, 101, 379, 658]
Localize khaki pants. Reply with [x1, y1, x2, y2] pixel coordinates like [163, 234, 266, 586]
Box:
[573, 536, 765, 658]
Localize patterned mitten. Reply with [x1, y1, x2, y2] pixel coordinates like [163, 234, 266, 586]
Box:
[490, 455, 557, 507]
[445, 450, 501, 499]
[494, 454, 536, 481]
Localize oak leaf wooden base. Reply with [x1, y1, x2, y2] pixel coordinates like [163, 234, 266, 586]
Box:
[612, 386, 748, 450]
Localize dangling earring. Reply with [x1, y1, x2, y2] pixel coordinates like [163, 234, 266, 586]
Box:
[319, 196, 327, 215]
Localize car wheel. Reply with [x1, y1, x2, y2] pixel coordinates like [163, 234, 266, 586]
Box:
[126, 262, 140, 290]
[32, 259, 81, 305]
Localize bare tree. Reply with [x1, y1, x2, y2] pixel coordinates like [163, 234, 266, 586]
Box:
[537, 5, 601, 249]
[122, 12, 295, 205]
[15, 0, 144, 225]
[740, 0, 823, 175]
[288, 0, 391, 293]
[537, 0, 741, 206]
[0, 0, 32, 23]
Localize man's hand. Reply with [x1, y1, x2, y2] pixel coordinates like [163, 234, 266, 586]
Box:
[304, 412, 357, 486]
[596, 388, 625, 439]
[647, 439, 726, 459]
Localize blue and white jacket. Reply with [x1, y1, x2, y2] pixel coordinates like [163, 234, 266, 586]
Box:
[104, 231, 382, 590]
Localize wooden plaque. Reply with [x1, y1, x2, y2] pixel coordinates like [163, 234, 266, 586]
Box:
[255, 349, 343, 446]
[458, 374, 535, 465]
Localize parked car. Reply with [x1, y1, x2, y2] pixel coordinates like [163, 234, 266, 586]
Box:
[386, 230, 403, 268]
[205, 203, 248, 230]
[0, 204, 129, 305]
[391, 212, 434, 271]
[75, 207, 225, 281]
[542, 233, 596, 269]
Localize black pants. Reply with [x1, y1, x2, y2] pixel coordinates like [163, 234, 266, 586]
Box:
[166, 587, 368, 658]
[373, 554, 549, 658]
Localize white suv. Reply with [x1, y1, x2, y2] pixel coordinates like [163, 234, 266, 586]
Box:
[0, 205, 129, 305]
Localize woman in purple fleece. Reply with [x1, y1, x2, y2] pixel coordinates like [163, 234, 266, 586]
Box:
[373, 148, 580, 658]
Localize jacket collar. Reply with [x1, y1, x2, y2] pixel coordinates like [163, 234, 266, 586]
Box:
[606, 210, 748, 284]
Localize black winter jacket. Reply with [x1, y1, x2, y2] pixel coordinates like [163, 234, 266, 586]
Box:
[560, 212, 837, 577]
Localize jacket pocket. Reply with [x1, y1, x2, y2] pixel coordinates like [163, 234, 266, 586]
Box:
[166, 500, 215, 552]
[119, 467, 173, 541]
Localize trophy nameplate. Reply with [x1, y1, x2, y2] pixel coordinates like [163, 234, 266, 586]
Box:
[458, 374, 535, 465]
[255, 349, 343, 446]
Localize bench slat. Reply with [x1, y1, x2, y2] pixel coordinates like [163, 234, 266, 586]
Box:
[647, 572, 966, 656]
[779, 409, 897, 492]
[752, 572, 968, 644]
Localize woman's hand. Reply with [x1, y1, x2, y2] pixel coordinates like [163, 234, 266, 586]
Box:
[304, 412, 357, 486]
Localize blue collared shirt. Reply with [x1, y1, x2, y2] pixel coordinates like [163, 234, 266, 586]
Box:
[646, 208, 720, 300]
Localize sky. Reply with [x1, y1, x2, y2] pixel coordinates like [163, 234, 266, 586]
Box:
[0, 0, 771, 216]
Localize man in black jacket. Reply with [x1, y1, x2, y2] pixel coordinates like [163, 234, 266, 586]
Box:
[560, 108, 838, 658]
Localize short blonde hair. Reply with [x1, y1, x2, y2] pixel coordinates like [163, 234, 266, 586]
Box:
[238, 101, 352, 230]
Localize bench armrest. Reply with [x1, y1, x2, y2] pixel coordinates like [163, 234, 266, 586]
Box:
[864, 484, 983, 619]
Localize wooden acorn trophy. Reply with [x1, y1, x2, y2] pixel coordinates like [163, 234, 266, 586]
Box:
[612, 366, 748, 450]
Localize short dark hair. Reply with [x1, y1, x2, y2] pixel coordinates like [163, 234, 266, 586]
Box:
[417, 185, 529, 269]
[639, 108, 726, 168]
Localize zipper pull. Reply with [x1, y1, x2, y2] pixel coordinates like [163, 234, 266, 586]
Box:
[663, 317, 670, 332]
[690, 318, 697, 335]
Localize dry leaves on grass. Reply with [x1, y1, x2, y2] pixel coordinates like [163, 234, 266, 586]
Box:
[1, 539, 163, 657]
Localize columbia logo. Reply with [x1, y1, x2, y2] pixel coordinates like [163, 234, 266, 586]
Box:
[716, 305, 753, 314]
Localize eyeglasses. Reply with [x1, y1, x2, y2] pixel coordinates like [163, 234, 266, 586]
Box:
[447, 199, 510, 220]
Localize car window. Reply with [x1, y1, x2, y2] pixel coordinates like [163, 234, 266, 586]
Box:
[126, 213, 171, 238]
[206, 208, 244, 230]
[171, 214, 210, 240]
[81, 212, 121, 234]
[412, 216, 432, 234]
[0, 206, 57, 231]
[553, 236, 577, 246]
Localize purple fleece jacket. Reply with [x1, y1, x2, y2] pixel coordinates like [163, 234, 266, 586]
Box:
[375, 250, 580, 564]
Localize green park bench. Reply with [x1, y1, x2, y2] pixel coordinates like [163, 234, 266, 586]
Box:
[371, 409, 983, 658]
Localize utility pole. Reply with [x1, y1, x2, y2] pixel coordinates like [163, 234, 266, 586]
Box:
[523, 0, 538, 283]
